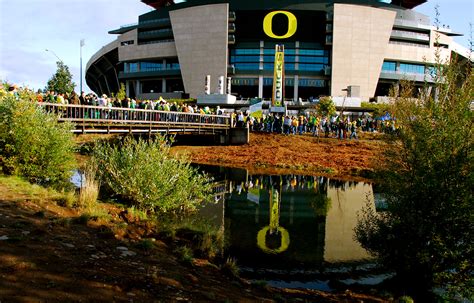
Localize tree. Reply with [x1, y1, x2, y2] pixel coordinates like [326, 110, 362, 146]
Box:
[45, 61, 76, 94]
[355, 56, 473, 300]
[315, 96, 336, 117]
[0, 88, 76, 187]
[116, 83, 126, 100]
[92, 137, 213, 214]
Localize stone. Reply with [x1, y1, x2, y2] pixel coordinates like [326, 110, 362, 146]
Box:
[120, 250, 137, 257]
[116, 246, 128, 251]
[0, 235, 9, 240]
[186, 274, 198, 283]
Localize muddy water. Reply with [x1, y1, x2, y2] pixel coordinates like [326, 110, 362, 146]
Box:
[198, 165, 390, 292]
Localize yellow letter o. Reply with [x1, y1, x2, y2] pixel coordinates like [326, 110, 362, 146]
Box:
[263, 11, 297, 39]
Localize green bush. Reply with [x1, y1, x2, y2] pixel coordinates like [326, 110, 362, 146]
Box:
[315, 96, 336, 117]
[360, 101, 391, 119]
[92, 136, 213, 213]
[355, 57, 473, 300]
[0, 89, 76, 187]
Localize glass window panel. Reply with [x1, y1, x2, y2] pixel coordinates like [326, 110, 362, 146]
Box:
[299, 56, 328, 63]
[235, 63, 259, 70]
[382, 61, 397, 72]
[233, 49, 260, 55]
[285, 64, 295, 71]
[299, 49, 326, 56]
[400, 63, 425, 74]
[263, 63, 274, 70]
[298, 63, 325, 71]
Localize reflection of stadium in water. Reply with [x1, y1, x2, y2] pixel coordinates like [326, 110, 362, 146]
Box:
[199, 166, 378, 284]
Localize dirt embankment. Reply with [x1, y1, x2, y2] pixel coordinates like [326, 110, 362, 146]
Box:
[0, 178, 389, 302]
[172, 132, 385, 181]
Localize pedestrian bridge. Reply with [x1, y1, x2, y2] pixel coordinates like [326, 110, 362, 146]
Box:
[38, 103, 231, 135]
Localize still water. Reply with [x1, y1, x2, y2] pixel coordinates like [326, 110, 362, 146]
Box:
[198, 166, 390, 292]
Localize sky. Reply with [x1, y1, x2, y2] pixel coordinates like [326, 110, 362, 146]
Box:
[0, 0, 472, 93]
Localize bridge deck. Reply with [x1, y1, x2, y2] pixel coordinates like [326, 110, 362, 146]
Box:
[38, 103, 231, 135]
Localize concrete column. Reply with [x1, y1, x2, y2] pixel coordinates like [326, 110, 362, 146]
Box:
[126, 80, 130, 97]
[258, 75, 264, 99]
[162, 78, 167, 93]
[294, 75, 299, 101]
[136, 80, 141, 95]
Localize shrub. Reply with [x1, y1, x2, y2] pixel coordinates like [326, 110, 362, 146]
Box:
[355, 56, 473, 300]
[315, 96, 336, 117]
[360, 101, 391, 119]
[92, 136, 213, 214]
[221, 257, 239, 278]
[175, 246, 194, 264]
[0, 89, 76, 187]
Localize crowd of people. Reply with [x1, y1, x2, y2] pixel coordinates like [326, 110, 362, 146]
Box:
[233, 112, 397, 139]
[37, 90, 224, 115]
[1, 84, 396, 138]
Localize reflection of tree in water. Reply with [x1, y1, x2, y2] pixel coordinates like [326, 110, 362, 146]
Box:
[310, 177, 332, 217]
[328, 179, 359, 191]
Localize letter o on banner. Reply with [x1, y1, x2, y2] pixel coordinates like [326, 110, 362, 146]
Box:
[257, 226, 290, 254]
[263, 11, 297, 39]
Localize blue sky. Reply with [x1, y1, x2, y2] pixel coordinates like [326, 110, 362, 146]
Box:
[0, 0, 472, 93]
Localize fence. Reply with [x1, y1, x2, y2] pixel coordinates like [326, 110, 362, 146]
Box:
[37, 103, 231, 130]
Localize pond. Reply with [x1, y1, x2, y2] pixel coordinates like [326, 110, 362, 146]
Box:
[71, 165, 390, 292]
[197, 165, 390, 292]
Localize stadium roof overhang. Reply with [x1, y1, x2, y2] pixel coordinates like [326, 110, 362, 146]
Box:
[141, 0, 175, 9]
[141, 0, 428, 9]
[391, 0, 427, 9]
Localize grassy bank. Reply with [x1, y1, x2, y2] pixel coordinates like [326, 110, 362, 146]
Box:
[0, 175, 390, 302]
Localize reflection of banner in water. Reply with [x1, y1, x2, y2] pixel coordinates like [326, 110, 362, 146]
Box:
[269, 188, 280, 231]
[247, 187, 260, 204]
[249, 98, 263, 119]
[257, 185, 290, 254]
[272, 45, 285, 107]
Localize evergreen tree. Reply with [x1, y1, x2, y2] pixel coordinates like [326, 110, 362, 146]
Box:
[45, 61, 76, 94]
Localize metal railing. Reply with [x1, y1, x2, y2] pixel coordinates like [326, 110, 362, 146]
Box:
[37, 103, 231, 130]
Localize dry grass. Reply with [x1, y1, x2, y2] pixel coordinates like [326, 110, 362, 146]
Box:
[78, 165, 99, 209]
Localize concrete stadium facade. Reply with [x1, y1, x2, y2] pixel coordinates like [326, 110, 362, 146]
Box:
[86, 0, 470, 102]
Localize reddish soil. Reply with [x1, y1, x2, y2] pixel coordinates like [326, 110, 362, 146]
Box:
[0, 182, 390, 302]
[172, 132, 384, 181]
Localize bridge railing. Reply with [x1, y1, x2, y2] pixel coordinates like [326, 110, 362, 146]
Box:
[37, 103, 231, 128]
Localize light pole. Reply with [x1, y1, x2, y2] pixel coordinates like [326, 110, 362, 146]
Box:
[80, 39, 85, 93]
[45, 48, 63, 63]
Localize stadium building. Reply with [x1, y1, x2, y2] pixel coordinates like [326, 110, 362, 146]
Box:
[86, 0, 470, 102]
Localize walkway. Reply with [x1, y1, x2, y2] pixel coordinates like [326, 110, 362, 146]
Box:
[38, 103, 231, 135]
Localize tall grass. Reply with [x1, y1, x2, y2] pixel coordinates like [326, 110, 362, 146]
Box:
[78, 165, 99, 209]
[77, 164, 109, 220]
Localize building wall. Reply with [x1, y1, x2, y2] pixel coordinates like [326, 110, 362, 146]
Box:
[331, 4, 396, 101]
[324, 183, 373, 262]
[118, 29, 178, 61]
[169, 3, 229, 98]
[385, 31, 452, 64]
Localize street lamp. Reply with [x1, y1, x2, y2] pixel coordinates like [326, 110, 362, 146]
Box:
[80, 39, 85, 93]
[45, 48, 63, 63]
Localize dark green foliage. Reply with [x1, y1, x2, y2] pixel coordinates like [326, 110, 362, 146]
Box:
[45, 61, 76, 95]
[92, 136, 213, 214]
[355, 59, 473, 300]
[315, 96, 336, 117]
[117, 83, 126, 101]
[175, 246, 194, 264]
[0, 90, 76, 187]
[221, 257, 239, 278]
[361, 101, 391, 119]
